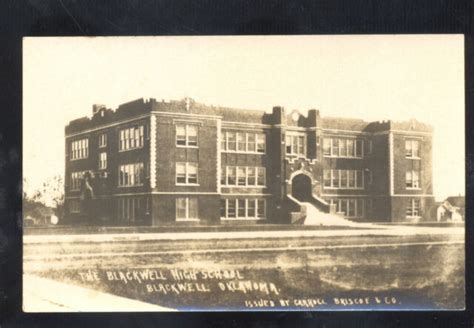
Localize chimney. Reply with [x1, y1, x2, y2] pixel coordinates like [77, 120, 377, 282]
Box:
[92, 104, 106, 116]
[272, 106, 285, 125]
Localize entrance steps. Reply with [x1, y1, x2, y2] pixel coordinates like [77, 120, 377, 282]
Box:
[300, 202, 361, 227]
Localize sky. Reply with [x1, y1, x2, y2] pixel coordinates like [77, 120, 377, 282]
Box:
[23, 35, 465, 202]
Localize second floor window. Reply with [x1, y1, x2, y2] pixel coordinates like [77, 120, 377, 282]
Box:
[71, 138, 88, 160]
[99, 133, 107, 148]
[119, 126, 144, 151]
[405, 139, 420, 158]
[119, 162, 144, 186]
[222, 166, 265, 187]
[176, 162, 198, 185]
[286, 134, 306, 156]
[99, 152, 107, 169]
[176, 124, 198, 147]
[406, 170, 420, 189]
[323, 169, 364, 189]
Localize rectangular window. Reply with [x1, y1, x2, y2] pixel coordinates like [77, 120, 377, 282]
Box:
[247, 134, 256, 152]
[238, 199, 246, 217]
[347, 139, 355, 157]
[222, 132, 264, 154]
[356, 139, 364, 157]
[339, 139, 347, 157]
[286, 133, 306, 156]
[99, 133, 107, 148]
[119, 126, 144, 151]
[70, 171, 85, 190]
[237, 167, 246, 186]
[405, 139, 420, 158]
[176, 197, 199, 221]
[99, 152, 107, 169]
[118, 197, 142, 222]
[323, 138, 331, 156]
[323, 170, 332, 187]
[323, 138, 364, 158]
[247, 167, 256, 186]
[256, 133, 266, 153]
[340, 170, 348, 188]
[220, 132, 226, 150]
[406, 170, 420, 189]
[331, 169, 339, 188]
[257, 199, 265, 218]
[221, 198, 265, 219]
[220, 199, 226, 218]
[176, 124, 198, 147]
[69, 199, 80, 213]
[237, 133, 246, 152]
[227, 132, 236, 151]
[227, 199, 236, 218]
[257, 167, 266, 186]
[356, 170, 364, 188]
[118, 163, 144, 186]
[70, 138, 89, 160]
[406, 199, 421, 217]
[331, 139, 339, 157]
[247, 199, 256, 217]
[176, 162, 198, 185]
[227, 166, 236, 186]
[324, 170, 364, 189]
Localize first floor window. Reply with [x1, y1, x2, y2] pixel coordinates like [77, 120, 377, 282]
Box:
[176, 197, 198, 221]
[406, 199, 421, 217]
[70, 171, 85, 190]
[221, 198, 266, 219]
[118, 197, 143, 222]
[99, 152, 107, 169]
[69, 199, 80, 213]
[331, 198, 365, 218]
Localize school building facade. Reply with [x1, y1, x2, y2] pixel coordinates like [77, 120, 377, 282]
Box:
[64, 97, 435, 225]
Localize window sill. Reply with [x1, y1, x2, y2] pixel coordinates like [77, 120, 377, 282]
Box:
[70, 157, 88, 161]
[118, 184, 145, 188]
[406, 216, 422, 219]
[323, 187, 365, 190]
[405, 156, 421, 160]
[221, 186, 266, 188]
[221, 150, 265, 155]
[176, 218, 200, 222]
[221, 217, 266, 221]
[406, 187, 422, 190]
[323, 155, 364, 159]
[176, 145, 199, 149]
[176, 183, 200, 186]
[118, 146, 144, 152]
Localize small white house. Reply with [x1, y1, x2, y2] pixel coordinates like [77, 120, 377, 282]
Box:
[437, 196, 465, 222]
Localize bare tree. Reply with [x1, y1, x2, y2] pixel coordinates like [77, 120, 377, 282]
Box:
[31, 175, 65, 219]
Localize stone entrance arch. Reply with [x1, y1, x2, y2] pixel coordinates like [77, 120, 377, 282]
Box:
[291, 173, 313, 202]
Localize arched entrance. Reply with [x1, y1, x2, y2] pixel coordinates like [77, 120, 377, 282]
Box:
[291, 174, 313, 202]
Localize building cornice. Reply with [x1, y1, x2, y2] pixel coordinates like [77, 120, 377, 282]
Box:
[65, 114, 150, 138]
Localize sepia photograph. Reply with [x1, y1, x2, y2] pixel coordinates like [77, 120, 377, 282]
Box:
[22, 35, 465, 311]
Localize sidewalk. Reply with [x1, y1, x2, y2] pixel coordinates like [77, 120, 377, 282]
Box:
[23, 225, 465, 244]
[23, 274, 175, 312]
